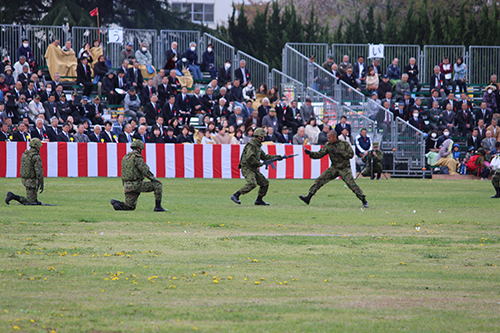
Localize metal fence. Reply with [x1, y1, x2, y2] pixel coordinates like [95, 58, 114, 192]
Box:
[0, 24, 23, 61]
[311, 62, 337, 97]
[104, 28, 159, 69]
[282, 44, 311, 87]
[25, 25, 69, 68]
[271, 69, 305, 103]
[339, 105, 377, 139]
[71, 26, 106, 57]
[423, 45, 466, 85]
[394, 116, 426, 174]
[365, 102, 395, 150]
[305, 87, 339, 122]
[236, 50, 269, 89]
[335, 80, 366, 112]
[468, 46, 500, 85]
[203, 33, 234, 79]
[159, 30, 201, 72]
[286, 43, 330, 64]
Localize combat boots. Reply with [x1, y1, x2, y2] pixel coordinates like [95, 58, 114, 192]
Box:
[299, 193, 313, 205]
[5, 192, 20, 205]
[154, 199, 168, 212]
[362, 199, 369, 208]
[491, 187, 500, 198]
[254, 196, 270, 205]
[230, 192, 241, 204]
[110, 199, 124, 210]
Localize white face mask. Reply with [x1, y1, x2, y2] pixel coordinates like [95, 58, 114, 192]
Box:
[236, 119, 243, 125]
[225, 64, 231, 70]
[190, 47, 196, 52]
[431, 133, 437, 138]
[488, 89, 493, 94]
[444, 132, 449, 137]
[207, 47, 213, 52]
[413, 114, 419, 119]
[46, 88, 51, 93]
[174, 57, 178, 62]
[227, 85, 232, 90]
[141, 47, 147, 52]
[23, 43, 28, 48]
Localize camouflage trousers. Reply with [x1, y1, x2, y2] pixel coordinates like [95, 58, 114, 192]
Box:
[361, 162, 383, 178]
[309, 166, 365, 201]
[18, 187, 38, 204]
[123, 180, 162, 210]
[492, 170, 500, 188]
[238, 166, 269, 197]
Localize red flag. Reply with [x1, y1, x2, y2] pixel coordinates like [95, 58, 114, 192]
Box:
[90, 8, 98, 17]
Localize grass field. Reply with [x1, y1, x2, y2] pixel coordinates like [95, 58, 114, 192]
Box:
[0, 177, 499, 332]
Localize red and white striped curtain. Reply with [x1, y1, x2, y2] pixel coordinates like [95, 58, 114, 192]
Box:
[0, 142, 356, 179]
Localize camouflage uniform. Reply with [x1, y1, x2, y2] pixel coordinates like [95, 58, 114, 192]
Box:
[361, 149, 384, 178]
[492, 170, 500, 188]
[121, 150, 162, 210]
[307, 139, 365, 200]
[238, 137, 279, 197]
[19, 146, 44, 203]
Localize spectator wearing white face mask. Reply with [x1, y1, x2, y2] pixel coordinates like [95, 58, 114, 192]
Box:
[218, 60, 232, 87]
[181, 42, 202, 80]
[201, 43, 216, 79]
[242, 81, 255, 101]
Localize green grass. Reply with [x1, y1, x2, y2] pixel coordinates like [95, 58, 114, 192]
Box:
[0, 178, 499, 332]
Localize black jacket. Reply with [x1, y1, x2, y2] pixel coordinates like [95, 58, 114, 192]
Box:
[217, 67, 231, 87]
[128, 67, 143, 87]
[234, 68, 250, 84]
[76, 63, 92, 84]
[144, 102, 162, 125]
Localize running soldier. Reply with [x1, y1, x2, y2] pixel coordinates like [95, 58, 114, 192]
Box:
[299, 130, 369, 207]
[111, 140, 167, 211]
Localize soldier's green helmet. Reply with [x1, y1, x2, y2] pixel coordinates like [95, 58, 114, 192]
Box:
[29, 138, 42, 149]
[130, 140, 145, 150]
[253, 128, 266, 138]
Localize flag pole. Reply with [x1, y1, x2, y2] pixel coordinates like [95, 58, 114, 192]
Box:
[97, 10, 101, 43]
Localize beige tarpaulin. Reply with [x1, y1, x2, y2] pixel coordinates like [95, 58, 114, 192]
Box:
[90, 46, 103, 70]
[44, 44, 77, 81]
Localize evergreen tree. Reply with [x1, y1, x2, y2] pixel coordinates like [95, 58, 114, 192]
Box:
[249, 4, 269, 65]
[477, 4, 489, 45]
[235, 2, 251, 51]
[464, 10, 478, 46]
[334, 20, 344, 44]
[400, 0, 416, 44]
[364, 6, 375, 43]
[304, 4, 318, 42]
[429, 8, 443, 45]
[374, 14, 383, 44]
[415, 0, 430, 46]
[384, 1, 398, 44]
[267, 1, 283, 70]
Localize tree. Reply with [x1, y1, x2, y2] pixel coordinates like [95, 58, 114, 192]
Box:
[429, 8, 443, 45]
[400, 0, 416, 44]
[334, 19, 344, 44]
[464, 9, 477, 46]
[415, 0, 431, 46]
[374, 14, 383, 44]
[364, 5, 375, 43]
[384, 1, 398, 44]
[477, 4, 489, 45]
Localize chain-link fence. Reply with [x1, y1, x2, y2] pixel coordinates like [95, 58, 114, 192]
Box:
[468, 46, 500, 85]
[394, 116, 426, 173]
[203, 33, 234, 79]
[25, 25, 69, 68]
[271, 69, 305, 103]
[236, 50, 269, 90]
[159, 30, 201, 72]
[0, 24, 23, 61]
[423, 45, 466, 84]
[286, 43, 330, 64]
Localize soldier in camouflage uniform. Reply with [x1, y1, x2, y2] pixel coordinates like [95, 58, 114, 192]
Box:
[110, 140, 167, 212]
[231, 128, 283, 205]
[5, 138, 45, 205]
[300, 130, 369, 207]
[491, 152, 500, 198]
[361, 142, 384, 180]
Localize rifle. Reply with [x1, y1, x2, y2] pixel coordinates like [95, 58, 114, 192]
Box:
[21, 201, 58, 206]
[263, 154, 298, 170]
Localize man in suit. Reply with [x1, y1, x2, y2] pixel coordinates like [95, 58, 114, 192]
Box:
[76, 57, 93, 96]
[441, 103, 458, 137]
[292, 126, 309, 145]
[277, 99, 297, 134]
[128, 61, 144, 89]
[141, 79, 156, 105]
[244, 109, 261, 129]
[45, 117, 59, 141]
[12, 122, 29, 142]
[334, 116, 351, 138]
[429, 66, 448, 99]
[102, 70, 119, 105]
[218, 60, 232, 87]
[404, 57, 422, 92]
[299, 98, 314, 125]
[30, 118, 46, 140]
[88, 125, 101, 142]
[0, 121, 10, 141]
[456, 102, 474, 136]
[427, 89, 441, 112]
[234, 60, 250, 87]
[23, 81, 37, 103]
[201, 87, 216, 117]
[133, 125, 148, 143]
[467, 128, 481, 150]
[352, 56, 366, 88]
[394, 74, 411, 101]
[17, 65, 30, 88]
[317, 124, 330, 145]
[175, 86, 191, 125]
[190, 86, 203, 119]
[157, 76, 171, 106]
[72, 124, 90, 142]
[409, 109, 429, 133]
[476, 119, 487, 142]
[482, 130, 497, 151]
[341, 67, 359, 90]
[258, 98, 271, 121]
[144, 94, 162, 125]
[162, 95, 178, 122]
[476, 101, 492, 127]
[167, 69, 180, 96]
[338, 55, 352, 76]
[43, 94, 57, 120]
[91, 96, 105, 125]
[441, 92, 458, 112]
[56, 122, 72, 142]
[330, 63, 340, 84]
[99, 121, 116, 143]
[118, 123, 134, 143]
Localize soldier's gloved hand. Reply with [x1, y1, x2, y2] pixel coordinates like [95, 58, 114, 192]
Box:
[278, 155, 285, 161]
[304, 149, 311, 155]
[39, 184, 44, 193]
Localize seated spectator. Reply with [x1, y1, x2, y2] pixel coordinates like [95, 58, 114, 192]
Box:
[330, 63, 340, 83]
[268, 86, 279, 104]
[430, 66, 448, 99]
[61, 40, 73, 52]
[144, 94, 161, 125]
[176, 86, 192, 125]
[317, 124, 330, 145]
[201, 128, 215, 144]
[395, 74, 411, 101]
[124, 87, 142, 121]
[263, 126, 277, 142]
[229, 105, 243, 127]
[386, 58, 401, 86]
[299, 98, 314, 125]
[409, 109, 429, 134]
[256, 82, 268, 96]
[167, 69, 180, 95]
[242, 127, 254, 144]
[476, 101, 492, 127]
[12, 122, 28, 141]
[135, 42, 153, 66]
[118, 123, 134, 143]
[157, 75, 171, 106]
[128, 61, 144, 89]
[164, 51, 182, 76]
[87, 124, 99, 142]
[177, 125, 193, 143]
[153, 68, 165, 90]
[91, 96, 104, 125]
[4, 66, 15, 91]
[355, 128, 372, 157]
[439, 56, 456, 93]
[367, 91, 381, 118]
[334, 116, 351, 138]
[30, 118, 47, 141]
[112, 114, 126, 137]
[483, 85, 497, 113]
[467, 148, 490, 179]
[56, 94, 71, 123]
[262, 107, 279, 133]
[102, 70, 118, 105]
[413, 97, 425, 117]
[73, 123, 90, 142]
[244, 109, 261, 129]
[162, 94, 178, 121]
[44, 117, 58, 141]
[365, 67, 379, 93]
[377, 74, 392, 100]
[477, 119, 487, 141]
[231, 128, 244, 144]
[217, 60, 232, 87]
[230, 79, 244, 105]
[18, 64, 31, 88]
[352, 56, 366, 87]
[482, 130, 497, 151]
[120, 42, 135, 63]
[341, 67, 360, 90]
[133, 125, 148, 142]
[435, 138, 459, 175]
[181, 42, 202, 80]
[427, 101, 443, 132]
[457, 102, 474, 136]
[201, 43, 216, 79]
[293, 126, 309, 145]
[426, 131, 439, 153]
[27, 94, 44, 123]
[242, 81, 256, 102]
[304, 117, 320, 145]
[39, 82, 51, 103]
[77, 43, 93, 64]
[99, 121, 116, 142]
[13, 56, 30, 81]
[235, 60, 251, 87]
[276, 126, 291, 144]
[367, 58, 382, 78]
[142, 79, 156, 105]
[148, 125, 165, 143]
[56, 122, 72, 142]
[214, 124, 230, 144]
[77, 57, 93, 96]
[23, 81, 37, 104]
[404, 57, 422, 92]
[338, 55, 351, 76]
[322, 56, 335, 72]
[467, 128, 481, 150]
[454, 57, 467, 94]
[168, 117, 181, 136]
[487, 118, 500, 141]
[93, 55, 109, 83]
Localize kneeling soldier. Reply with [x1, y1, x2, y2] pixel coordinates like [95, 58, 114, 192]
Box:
[6, 138, 45, 205]
[300, 130, 369, 207]
[111, 140, 167, 212]
[361, 142, 384, 180]
[231, 128, 283, 205]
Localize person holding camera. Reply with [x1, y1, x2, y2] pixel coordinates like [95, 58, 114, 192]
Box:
[361, 142, 384, 180]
